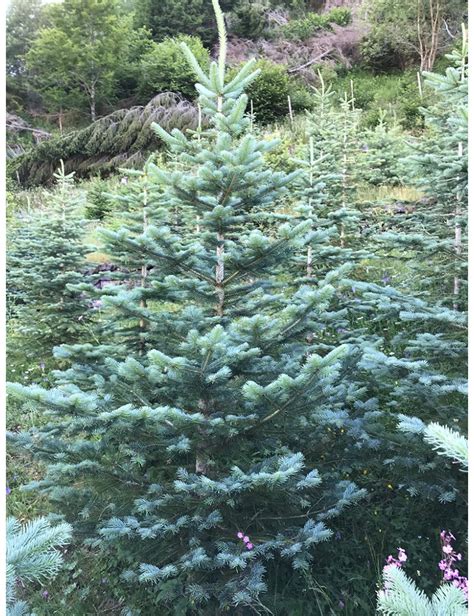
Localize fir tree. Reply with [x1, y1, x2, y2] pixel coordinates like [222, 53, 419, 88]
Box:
[382, 27, 468, 310]
[358, 110, 407, 187]
[306, 76, 363, 252]
[7, 162, 91, 380]
[8, 2, 366, 612]
[282, 65, 468, 521]
[85, 179, 113, 221]
[288, 73, 370, 292]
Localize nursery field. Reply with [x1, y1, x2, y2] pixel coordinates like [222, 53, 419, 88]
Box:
[5, 0, 468, 614]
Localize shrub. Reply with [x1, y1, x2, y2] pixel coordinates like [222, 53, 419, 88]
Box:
[228, 59, 311, 123]
[138, 35, 210, 101]
[334, 69, 428, 129]
[229, 0, 270, 39]
[280, 7, 351, 40]
[6, 175, 24, 219]
[360, 37, 405, 72]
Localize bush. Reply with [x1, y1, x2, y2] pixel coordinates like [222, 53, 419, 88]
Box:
[138, 35, 210, 101]
[228, 59, 311, 124]
[6, 175, 24, 219]
[229, 0, 270, 39]
[334, 69, 428, 129]
[280, 7, 351, 40]
[360, 36, 405, 72]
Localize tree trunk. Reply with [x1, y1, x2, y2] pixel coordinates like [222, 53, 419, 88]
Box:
[216, 232, 225, 316]
[195, 399, 211, 474]
[196, 95, 225, 475]
[340, 102, 349, 248]
[417, 0, 441, 71]
[306, 137, 314, 279]
[90, 82, 96, 122]
[453, 142, 463, 310]
[215, 94, 225, 318]
[139, 179, 149, 349]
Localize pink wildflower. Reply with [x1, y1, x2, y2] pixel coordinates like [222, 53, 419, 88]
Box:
[397, 548, 407, 562]
[439, 530, 468, 600]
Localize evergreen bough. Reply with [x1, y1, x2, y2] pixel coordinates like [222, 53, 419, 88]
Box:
[377, 564, 467, 616]
[7, 516, 72, 616]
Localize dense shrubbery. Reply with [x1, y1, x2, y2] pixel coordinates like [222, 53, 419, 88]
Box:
[280, 7, 351, 40]
[228, 59, 312, 123]
[229, 0, 270, 39]
[334, 69, 428, 129]
[139, 35, 210, 101]
[360, 0, 465, 72]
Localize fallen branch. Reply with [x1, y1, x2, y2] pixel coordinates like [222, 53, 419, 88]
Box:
[288, 49, 331, 73]
[6, 122, 51, 137]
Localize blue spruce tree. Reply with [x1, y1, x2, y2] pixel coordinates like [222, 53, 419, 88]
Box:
[7, 162, 91, 381]
[8, 2, 367, 613]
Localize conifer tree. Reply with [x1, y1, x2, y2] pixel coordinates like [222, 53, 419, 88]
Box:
[286, 69, 468, 513]
[358, 36, 469, 498]
[359, 110, 407, 187]
[288, 74, 369, 291]
[382, 28, 468, 310]
[7, 162, 91, 380]
[306, 77, 363, 252]
[377, 565, 467, 616]
[8, 2, 366, 612]
[75, 156, 173, 357]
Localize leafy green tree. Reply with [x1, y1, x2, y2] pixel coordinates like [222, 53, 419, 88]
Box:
[132, 0, 236, 46]
[115, 26, 154, 102]
[138, 35, 210, 101]
[6, 0, 44, 78]
[8, 3, 367, 612]
[361, 0, 466, 71]
[25, 28, 85, 131]
[6, 0, 45, 111]
[228, 59, 311, 124]
[26, 0, 139, 121]
[229, 0, 270, 39]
